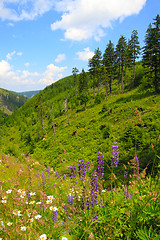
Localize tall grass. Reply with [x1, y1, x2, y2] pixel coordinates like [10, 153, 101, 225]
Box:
[0, 148, 159, 240]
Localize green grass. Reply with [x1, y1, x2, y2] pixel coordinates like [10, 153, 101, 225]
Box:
[0, 152, 159, 239]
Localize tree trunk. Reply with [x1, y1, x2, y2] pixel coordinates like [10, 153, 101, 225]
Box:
[50, 107, 56, 142]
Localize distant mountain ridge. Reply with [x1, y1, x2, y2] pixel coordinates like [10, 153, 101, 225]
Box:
[16, 90, 40, 98]
[0, 88, 28, 123]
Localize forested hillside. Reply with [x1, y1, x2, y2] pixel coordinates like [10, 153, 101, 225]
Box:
[0, 88, 28, 124]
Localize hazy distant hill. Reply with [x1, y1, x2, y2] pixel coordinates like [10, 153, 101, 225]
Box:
[0, 88, 28, 123]
[16, 90, 40, 98]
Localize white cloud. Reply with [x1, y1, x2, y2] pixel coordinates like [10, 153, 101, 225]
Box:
[0, 59, 67, 91]
[6, 51, 16, 61]
[39, 64, 67, 85]
[17, 52, 23, 56]
[76, 47, 94, 61]
[55, 53, 66, 63]
[0, 0, 55, 21]
[51, 0, 146, 41]
[24, 62, 30, 67]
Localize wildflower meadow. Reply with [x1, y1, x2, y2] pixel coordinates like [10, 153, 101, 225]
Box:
[0, 143, 159, 239]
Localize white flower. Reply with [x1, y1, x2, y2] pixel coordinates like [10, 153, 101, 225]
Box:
[29, 192, 36, 196]
[39, 234, 47, 240]
[35, 215, 42, 220]
[13, 210, 21, 216]
[1, 200, 7, 204]
[36, 202, 42, 205]
[62, 237, 68, 240]
[20, 226, 27, 231]
[50, 206, 58, 211]
[6, 190, 12, 194]
[29, 218, 34, 223]
[46, 200, 52, 204]
[7, 222, 13, 226]
[47, 195, 54, 200]
[18, 189, 22, 193]
[102, 190, 106, 193]
[29, 201, 35, 205]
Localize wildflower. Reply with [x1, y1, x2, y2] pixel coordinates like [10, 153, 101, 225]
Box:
[67, 196, 73, 204]
[102, 189, 106, 193]
[36, 201, 42, 205]
[134, 154, 139, 176]
[78, 159, 89, 180]
[1, 200, 7, 204]
[70, 165, 77, 182]
[13, 210, 21, 216]
[97, 152, 104, 178]
[111, 142, 119, 167]
[18, 189, 22, 193]
[7, 222, 13, 226]
[124, 189, 131, 199]
[46, 200, 52, 204]
[6, 189, 12, 194]
[62, 237, 68, 240]
[29, 192, 36, 196]
[52, 207, 58, 222]
[91, 171, 98, 206]
[20, 226, 27, 231]
[39, 234, 47, 240]
[29, 218, 34, 223]
[47, 195, 54, 200]
[35, 215, 42, 220]
[29, 201, 35, 205]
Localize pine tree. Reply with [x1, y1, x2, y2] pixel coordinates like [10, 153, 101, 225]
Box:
[103, 40, 115, 93]
[129, 30, 141, 86]
[88, 48, 102, 94]
[72, 67, 79, 96]
[142, 14, 160, 93]
[116, 35, 127, 91]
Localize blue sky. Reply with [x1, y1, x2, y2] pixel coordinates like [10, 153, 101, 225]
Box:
[0, 0, 159, 92]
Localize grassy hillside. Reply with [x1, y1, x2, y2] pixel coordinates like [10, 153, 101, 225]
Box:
[0, 73, 160, 180]
[0, 88, 28, 124]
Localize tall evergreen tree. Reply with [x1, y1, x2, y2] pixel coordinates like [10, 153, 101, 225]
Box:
[116, 35, 127, 91]
[129, 30, 141, 86]
[142, 14, 160, 93]
[103, 40, 115, 93]
[72, 67, 79, 96]
[88, 48, 102, 94]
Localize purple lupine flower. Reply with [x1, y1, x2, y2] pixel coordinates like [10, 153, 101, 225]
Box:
[78, 159, 90, 180]
[124, 188, 131, 199]
[67, 196, 73, 204]
[86, 196, 90, 210]
[99, 199, 104, 208]
[91, 171, 98, 206]
[63, 174, 66, 180]
[92, 212, 98, 225]
[70, 165, 77, 182]
[27, 191, 30, 202]
[124, 171, 128, 178]
[111, 142, 119, 167]
[46, 166, 50, 174]
[97, 152, 104, 178]
[53, 208, 58, 222]
[134, 154, 139, 176]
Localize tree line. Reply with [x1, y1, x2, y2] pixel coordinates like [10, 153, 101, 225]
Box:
[73, 14, 160, 96]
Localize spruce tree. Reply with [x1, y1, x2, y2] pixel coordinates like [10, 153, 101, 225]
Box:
[103, 40, 115, 93]
[129, 30, 141, 86]
[142, 14, 160, 93]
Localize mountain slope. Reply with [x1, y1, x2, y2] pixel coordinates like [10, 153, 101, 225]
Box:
[0, 88, 28, 123]
[1, 71, 159, 178]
